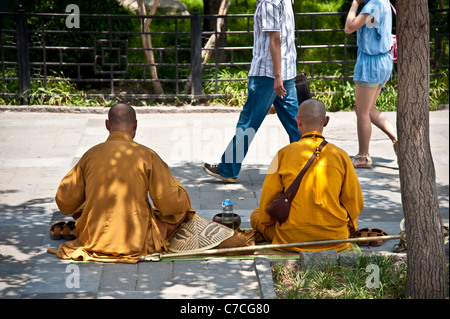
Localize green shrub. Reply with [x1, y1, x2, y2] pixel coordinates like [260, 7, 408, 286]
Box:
[26, 71, 117, 106]
[203, 68, 248, 106]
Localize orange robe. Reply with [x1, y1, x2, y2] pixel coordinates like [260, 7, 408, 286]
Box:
[251, 131, 364, 252]
[51, 131, 194, 263]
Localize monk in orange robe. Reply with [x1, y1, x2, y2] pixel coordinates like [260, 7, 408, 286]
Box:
[251, 99, 364, 252]
[48, 104, 195, 263]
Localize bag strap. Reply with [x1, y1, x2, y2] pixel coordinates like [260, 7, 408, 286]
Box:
[390, 2, 396, 15]
[284, 139, 328, 201]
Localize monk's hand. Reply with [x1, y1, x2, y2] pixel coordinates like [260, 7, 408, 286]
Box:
[274, 76, 286, 98]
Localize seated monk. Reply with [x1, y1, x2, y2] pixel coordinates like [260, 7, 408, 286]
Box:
[48, 103, 195, 263]
[251, 99, 364, 252]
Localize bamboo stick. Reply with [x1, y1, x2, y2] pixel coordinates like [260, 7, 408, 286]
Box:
[139, 234, 401, 262]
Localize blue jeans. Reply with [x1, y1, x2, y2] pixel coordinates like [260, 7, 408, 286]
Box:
[218, 76, 301, 179]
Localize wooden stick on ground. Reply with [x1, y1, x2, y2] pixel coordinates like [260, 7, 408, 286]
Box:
[139, 235, 401, 262]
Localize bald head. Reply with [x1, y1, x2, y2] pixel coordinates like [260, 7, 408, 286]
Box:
[108, 103, 136, 125]
[106, 104, 137, 138]
[296, 99, 329, 135]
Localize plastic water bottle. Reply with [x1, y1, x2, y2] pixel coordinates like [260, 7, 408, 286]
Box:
[221, 199, 235, 229]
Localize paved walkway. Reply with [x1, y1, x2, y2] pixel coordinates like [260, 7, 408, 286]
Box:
[0, 106, 448, 300]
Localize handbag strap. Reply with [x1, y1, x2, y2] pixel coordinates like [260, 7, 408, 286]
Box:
[390, 2, 396, 15]
[284, 139, 328, 200]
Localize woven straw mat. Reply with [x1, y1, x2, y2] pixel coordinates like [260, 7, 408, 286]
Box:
[169, 216, 235, 253]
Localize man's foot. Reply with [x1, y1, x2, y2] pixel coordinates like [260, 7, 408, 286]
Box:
[202, 163, 236, 183]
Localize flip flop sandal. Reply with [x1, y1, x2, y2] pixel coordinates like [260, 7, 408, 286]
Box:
[49, 221, 65, 240]
[371, 228, 389, 236]
[354, 227, 371, 246]
[368, 228, 389, 246]
[392, 140, 398, 155]
[63, 221, 77, 240]
[352, 154, 372, 168]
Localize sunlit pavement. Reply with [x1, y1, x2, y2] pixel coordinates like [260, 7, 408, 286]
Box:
[0, 106, 448, 299]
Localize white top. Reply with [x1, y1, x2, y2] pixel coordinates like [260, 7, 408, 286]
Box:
[248, 0, 297, 80]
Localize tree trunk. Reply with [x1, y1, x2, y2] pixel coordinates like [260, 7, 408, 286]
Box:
[184, 0, 232, 93]
[203, 0, 224, 34]
[137, 0, 164, 94]
[203, 0, 228, 62]
[201, 0, 232, 64]
[396, 0, 446, 299]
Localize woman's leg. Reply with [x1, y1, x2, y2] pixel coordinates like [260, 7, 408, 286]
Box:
[369, 106, 398, 144]
[354, 84, 382, 166]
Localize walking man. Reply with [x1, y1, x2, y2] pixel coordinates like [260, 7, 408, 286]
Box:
[203, 0, 301, 183]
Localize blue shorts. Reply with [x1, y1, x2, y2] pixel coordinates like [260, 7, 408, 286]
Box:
[353, 50, 393, 85]
[355, 80, 387, 88]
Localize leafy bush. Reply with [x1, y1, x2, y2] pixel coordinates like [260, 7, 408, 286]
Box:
[203, 68, 248, 106]
[27, 71, 112, 106]
[202, 68, 448, 110]
[0, 69, 117, 106]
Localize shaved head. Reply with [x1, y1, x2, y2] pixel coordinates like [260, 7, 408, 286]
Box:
[108, 103, 136, 126]
[296, 99, 329, 134]
[106, 104, 137, 138]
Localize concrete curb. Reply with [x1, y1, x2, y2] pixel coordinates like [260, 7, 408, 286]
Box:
[0, 105, 242, 114]
[254, 257, 277, 299]
[1, 104, 448, 114]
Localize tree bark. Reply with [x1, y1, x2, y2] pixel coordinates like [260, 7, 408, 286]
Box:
[396, 0, 446, 299]
[137, 0, 164, 94]
[184, 0, 232, 93]
[201, 0, 232, 64]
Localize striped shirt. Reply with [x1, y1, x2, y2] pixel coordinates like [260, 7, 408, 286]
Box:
[248, 0, 297, 80]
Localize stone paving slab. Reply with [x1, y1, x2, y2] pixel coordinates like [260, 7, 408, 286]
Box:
[0, 107, 448, 300]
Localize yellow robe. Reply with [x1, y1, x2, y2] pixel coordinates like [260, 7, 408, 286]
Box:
[51, 131, 194, 263]
[252, 131, 364, 252]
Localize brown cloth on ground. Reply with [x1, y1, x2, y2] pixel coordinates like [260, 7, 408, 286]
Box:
[215, 228, 263, 255]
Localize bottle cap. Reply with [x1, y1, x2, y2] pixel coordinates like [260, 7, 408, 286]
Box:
[222, 199, 233, 207]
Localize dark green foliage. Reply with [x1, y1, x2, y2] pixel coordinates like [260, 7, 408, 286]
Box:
[13, 0, 134, 86]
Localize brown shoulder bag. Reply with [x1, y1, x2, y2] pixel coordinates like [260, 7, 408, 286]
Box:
[266, 139, 328, 224]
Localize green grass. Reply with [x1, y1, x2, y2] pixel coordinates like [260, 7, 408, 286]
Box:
[272, 255, 450, 299]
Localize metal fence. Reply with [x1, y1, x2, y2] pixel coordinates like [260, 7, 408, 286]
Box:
[0, 6, 448, 104]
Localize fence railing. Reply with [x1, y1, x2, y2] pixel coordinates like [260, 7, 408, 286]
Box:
[0, 6, 448, 104]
